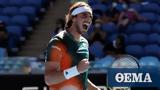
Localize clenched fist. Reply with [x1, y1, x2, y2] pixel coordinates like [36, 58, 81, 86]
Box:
[77, 59, 90, 73]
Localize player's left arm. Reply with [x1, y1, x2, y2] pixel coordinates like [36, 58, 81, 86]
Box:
[79, 39, 100, 90]
[87, 79, 100, 90]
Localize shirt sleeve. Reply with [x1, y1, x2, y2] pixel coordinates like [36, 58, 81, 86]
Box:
[49, 45, 62, 62]
[45, 38, 63, 62]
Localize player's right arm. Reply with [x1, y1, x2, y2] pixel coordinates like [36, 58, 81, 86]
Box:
[45, 61, 67, 85]
[44, 45, 90, 86]
[44, 45, 66, 85]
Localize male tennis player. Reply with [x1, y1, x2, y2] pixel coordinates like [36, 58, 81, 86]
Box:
[44, 1, 100, 90]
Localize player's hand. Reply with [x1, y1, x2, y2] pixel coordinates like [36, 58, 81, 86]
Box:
[77, 59, 90, 73]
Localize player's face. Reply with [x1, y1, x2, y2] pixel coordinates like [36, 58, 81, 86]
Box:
[73, 12, 92, 34]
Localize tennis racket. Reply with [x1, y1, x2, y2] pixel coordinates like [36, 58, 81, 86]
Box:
[108, 55, 139, 90]
[111, 54, 139, 68]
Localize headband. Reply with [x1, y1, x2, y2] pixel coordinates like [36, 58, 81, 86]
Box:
[71, 6, 92, 16]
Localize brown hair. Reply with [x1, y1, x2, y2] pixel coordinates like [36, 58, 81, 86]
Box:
[65, 2, 92, 29]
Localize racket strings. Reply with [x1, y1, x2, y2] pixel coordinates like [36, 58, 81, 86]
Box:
[112, 56, 139, 68]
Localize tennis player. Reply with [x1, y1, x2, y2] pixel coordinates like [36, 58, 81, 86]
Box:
[44, 1, 100, 90]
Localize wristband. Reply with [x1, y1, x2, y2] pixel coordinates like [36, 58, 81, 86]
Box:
[63, 66, 80, 79]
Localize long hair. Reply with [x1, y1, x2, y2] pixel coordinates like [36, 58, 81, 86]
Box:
[65, 1, 92, 29]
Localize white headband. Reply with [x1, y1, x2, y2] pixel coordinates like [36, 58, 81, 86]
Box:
[71, 6, 92, 16]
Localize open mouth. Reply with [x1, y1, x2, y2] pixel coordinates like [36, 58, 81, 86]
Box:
[83, 23, 89, 30]
[83, 24, 88, 30]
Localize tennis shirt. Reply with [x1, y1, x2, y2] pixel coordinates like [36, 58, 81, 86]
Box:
[45, 30, 89, 90]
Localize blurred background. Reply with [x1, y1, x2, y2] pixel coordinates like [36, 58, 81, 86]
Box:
[0, 0, 160, 90]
